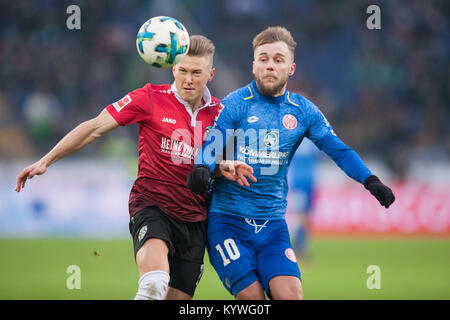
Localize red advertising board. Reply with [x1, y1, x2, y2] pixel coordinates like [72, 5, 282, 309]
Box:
[288, 182, 450, 236]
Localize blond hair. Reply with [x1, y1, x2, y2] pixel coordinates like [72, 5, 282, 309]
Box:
[187, 35, 215, 66]
[252, 26, 296, 58]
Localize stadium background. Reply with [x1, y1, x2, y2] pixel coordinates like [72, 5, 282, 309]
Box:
[0, 0, 449, 299]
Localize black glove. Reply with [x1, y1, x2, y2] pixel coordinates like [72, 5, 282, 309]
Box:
[364, 175, 395, 208]
[187, 165, 211, 194]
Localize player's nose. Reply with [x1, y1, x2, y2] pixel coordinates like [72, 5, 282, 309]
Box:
[185, 73, 194, 83]
[266, 60, 275, 71]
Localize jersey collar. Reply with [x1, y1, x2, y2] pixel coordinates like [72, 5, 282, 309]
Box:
[171, 82, 212, 112]
[171, 82, 212, 126]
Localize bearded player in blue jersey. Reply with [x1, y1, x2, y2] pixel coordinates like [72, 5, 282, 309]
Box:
[187, 26, 395, 300]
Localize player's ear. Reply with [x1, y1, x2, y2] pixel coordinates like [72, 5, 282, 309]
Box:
[172, 64, 177, 77]
[289, 62, 296, 76]
[208, 68, 215, 82]
[252, 60, 256, 75]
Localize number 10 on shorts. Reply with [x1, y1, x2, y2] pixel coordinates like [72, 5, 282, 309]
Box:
[215, 238, 240, 266]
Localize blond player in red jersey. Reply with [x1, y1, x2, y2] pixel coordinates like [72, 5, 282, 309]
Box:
[15, 35, 256, 300]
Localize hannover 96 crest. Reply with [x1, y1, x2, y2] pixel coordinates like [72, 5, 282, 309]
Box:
[138, 225, 148, 242]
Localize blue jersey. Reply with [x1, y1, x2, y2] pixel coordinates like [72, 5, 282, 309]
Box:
[196, 80, 372, 220]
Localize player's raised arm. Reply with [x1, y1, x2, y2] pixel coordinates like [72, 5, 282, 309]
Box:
[305, 103, 395, 208]
[15, 108, 119, 192]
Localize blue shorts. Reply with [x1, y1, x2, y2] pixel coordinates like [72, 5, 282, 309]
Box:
[207, 212, 301, 297]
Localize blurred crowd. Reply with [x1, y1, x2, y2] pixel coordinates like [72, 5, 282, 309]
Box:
[0, 0, 448, 180]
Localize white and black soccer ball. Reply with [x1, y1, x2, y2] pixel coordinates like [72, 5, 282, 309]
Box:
[136, 16, 190, 68]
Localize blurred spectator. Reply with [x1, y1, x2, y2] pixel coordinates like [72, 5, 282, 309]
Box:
[0, 93, 35, 160]
[23, 82, 62, 145]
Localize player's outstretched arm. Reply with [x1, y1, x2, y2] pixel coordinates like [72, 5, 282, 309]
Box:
[15, 108, 119, 192]
[315, 133, 395, 208]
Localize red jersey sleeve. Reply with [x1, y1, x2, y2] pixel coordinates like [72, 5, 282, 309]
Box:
[106, 84, 152, 126]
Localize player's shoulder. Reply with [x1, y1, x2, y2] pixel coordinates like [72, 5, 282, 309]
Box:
[285, 91, 317, 110]
[128, 83, 173, 99]
[210, 96, 221, 107]
[146, 83, 173, 95]
[221, 83, 255, 106]
[203, 96, 221, 116]
[287, 91, 332, 131]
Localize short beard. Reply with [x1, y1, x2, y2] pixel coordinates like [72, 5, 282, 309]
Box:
[255, 74, 289, 97]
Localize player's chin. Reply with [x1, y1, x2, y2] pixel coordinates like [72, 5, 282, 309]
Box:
[180, 89, 198, 99]
[262, 80, 278, 89]
[259, 80, 285, 96]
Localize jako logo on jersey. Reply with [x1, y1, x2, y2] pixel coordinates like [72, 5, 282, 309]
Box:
[162, 117, 176, 124]
[113, 95, 132, 112]
[283, 114, 297, 130]
[285, 248, 297, 262]
[247, 116, 259, 123]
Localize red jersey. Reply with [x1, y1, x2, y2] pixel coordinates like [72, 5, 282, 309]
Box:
[106, 83, 220, 222]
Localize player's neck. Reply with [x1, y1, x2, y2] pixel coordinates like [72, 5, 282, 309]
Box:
[274, 86, 287, 97]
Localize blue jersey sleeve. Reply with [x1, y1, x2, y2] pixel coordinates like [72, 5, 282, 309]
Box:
[305, 102, 371, 184]
[195, 96, 241, 173]
[316, 133, 372, 184]
[305, 103, 335, 143]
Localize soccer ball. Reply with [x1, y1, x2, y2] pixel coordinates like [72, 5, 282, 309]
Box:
[136, 16, 190, 68]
